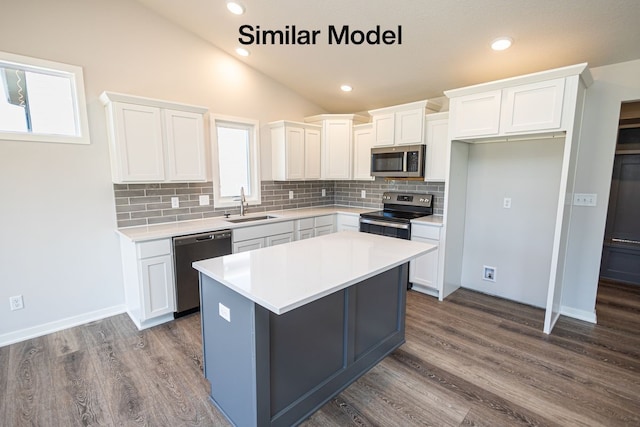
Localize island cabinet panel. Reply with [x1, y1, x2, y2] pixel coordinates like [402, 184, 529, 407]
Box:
[199, 263, 408, 427]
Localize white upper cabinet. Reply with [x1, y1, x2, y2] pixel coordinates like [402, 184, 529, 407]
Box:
[424, 112, 449, 182]
[445, 65, 587, 141]
[304, 127, 322, 179]
[305, 114, 368, 180]
[369, 100, 441, 147]
[111, 103, 165, 182]
[101, 92, 208, 184]
[353, 123, 375, 181]
[163, 109, 207, 182]
[500, 78, 565, 134]
[270, 121, 321, 180]
[449, 91, 502, 139]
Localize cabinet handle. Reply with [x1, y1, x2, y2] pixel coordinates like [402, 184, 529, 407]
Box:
[611, 238, 640, 246]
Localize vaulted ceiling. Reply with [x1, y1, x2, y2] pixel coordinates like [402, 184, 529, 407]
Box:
[136, 0, 640, 113]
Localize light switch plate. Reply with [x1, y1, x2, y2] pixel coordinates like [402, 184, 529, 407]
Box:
[171, 197, 179, 208]
[361, 190, 366, 198]
[322, 189, 326, 197]
[199, 195, 210, 206]
[503, 197, 511, 209]
[573, 193, 597, 207]
[289, 190, 294, 200]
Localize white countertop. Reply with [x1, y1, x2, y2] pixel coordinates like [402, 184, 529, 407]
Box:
[192, 231, 437, 315]
[116, 206, 373, 242]
[412, 215, 444, 226]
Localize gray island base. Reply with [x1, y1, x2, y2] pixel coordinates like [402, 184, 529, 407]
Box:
[199, 263, 408, 427]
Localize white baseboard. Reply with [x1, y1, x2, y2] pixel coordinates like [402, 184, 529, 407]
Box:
[560, 305, 597, 324]
[0, 305, 126, 347]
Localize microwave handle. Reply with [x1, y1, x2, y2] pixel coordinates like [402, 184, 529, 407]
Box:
[402, 152, 408, 172]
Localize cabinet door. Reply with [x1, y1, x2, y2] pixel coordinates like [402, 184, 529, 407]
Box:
[372, 113, 394, 147]
[233, 238, 265, 253]
[395, 108, 424, 145]
[314, 225, 333, 237]
[296, 229, 314, 241]
[409, 237, 439, 289]
[500, 78, 565, 134]
[322, 119, 352, 179]
[113, 103, 165, 182]
[353, 126, 375, 180]
[304, 128, 321, 179]
[266, 232, 294, 247]
[285, 126, 305, 180]
[424, 117, 449, 181]
[450, 90, 502, 139]
[163, 109, 206, 182]
[140, 255, 175, 320]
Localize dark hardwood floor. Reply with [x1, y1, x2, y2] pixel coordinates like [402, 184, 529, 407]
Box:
[2, 281, 639, 426]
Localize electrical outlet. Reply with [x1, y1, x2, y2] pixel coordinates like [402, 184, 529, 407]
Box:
[322, 189, 326, 197]
[199, 195, 210, 206]
[171, 197, 179, 208]
[503, 197, 512, 209]
[483, 266, 496, 282]
[218, 303, 231, 322]
[361, 190, 366, 198]
[10, 295, 24, 311]
[289, 190, 294, 200]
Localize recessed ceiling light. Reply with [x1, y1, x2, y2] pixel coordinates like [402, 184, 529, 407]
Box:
[340, 84, 353, 92]
[235, 47, 250, 57]
[226, 1, 245, 15]
[491, 37, 513, 51]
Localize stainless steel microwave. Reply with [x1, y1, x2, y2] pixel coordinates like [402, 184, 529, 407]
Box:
[370, 145, 425, 178]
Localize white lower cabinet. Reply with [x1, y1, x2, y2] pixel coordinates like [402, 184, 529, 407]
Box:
[336, 213, 360, 232]
[233, 237, 265, 253]
[233, 221, 295, 253]
[120, 237, 176, 330]
[295, 215, 335, 240]
[409, 223, 443, 298]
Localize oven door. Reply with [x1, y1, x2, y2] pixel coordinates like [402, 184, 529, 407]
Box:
[359, 217, 410, 240]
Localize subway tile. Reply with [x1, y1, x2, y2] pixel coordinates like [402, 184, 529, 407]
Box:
[114, 189, 145, 198]
[129, 196, 162, 204]
[115, 197, 129, 206]
[146, 189, 176, 196]
[118, 218, 147, 227]
[177, 213, 203, 221]
[148, 215, 176, 225]
[131, 210, 163, 219]
[146, 202, 173, 210]
[161, 208, 191, 215]
[113, 184, 128, 190]
[115, 204, 147, 213]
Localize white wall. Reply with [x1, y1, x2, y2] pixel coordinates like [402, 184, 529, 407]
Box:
[0, 0, 323, 345]
[561, 59, 640, 317]
[460, 139, 563, 307]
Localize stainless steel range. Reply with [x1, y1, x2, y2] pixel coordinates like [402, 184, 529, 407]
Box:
[359, 191, 434, 240]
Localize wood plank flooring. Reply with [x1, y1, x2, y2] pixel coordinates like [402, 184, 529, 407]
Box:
[2, 281, 639, 426]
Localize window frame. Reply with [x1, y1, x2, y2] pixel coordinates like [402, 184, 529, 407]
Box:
[0, 50, 90, 145]
[210, 114, 261, 208]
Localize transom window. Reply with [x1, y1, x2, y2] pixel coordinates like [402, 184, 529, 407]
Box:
[211, 115, 261, 207]
[0, 51, 90, 144]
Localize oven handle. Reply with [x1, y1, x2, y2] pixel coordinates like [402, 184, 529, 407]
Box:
[359, 218, 410, 230]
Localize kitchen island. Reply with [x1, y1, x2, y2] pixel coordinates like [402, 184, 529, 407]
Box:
[193, 231, 436, 427]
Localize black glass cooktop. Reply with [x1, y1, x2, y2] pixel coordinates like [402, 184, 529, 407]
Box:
[360, 210, 431, 223]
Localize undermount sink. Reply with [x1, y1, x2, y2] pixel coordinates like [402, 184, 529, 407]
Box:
[226, 215, 278, 224]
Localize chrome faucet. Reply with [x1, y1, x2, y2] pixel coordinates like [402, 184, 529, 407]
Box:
[239, 186, 249, 216]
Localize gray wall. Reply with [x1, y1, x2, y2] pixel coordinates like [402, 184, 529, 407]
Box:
[461, 139, 563, 308]
[0, 0, 323, 345]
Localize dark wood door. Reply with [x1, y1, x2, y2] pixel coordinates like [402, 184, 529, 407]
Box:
[600, 153, 640, 285]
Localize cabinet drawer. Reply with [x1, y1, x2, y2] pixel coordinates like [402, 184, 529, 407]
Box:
[296, 217, 314, 230]
[411, 224, 441, 241]
[233, 221, 294, 242]
[137, 239, 172, 259]
[314, 215, 334, 227]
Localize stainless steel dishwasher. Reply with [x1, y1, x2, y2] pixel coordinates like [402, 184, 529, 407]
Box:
[173, 230, 232, 317]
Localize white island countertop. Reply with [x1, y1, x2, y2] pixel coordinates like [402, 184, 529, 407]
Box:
[193, 231, 437, 315]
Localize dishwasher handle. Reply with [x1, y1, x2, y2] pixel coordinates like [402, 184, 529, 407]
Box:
[173, 230, 232, 246]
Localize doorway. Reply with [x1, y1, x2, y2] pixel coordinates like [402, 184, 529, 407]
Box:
[600, 101, 640, 286]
